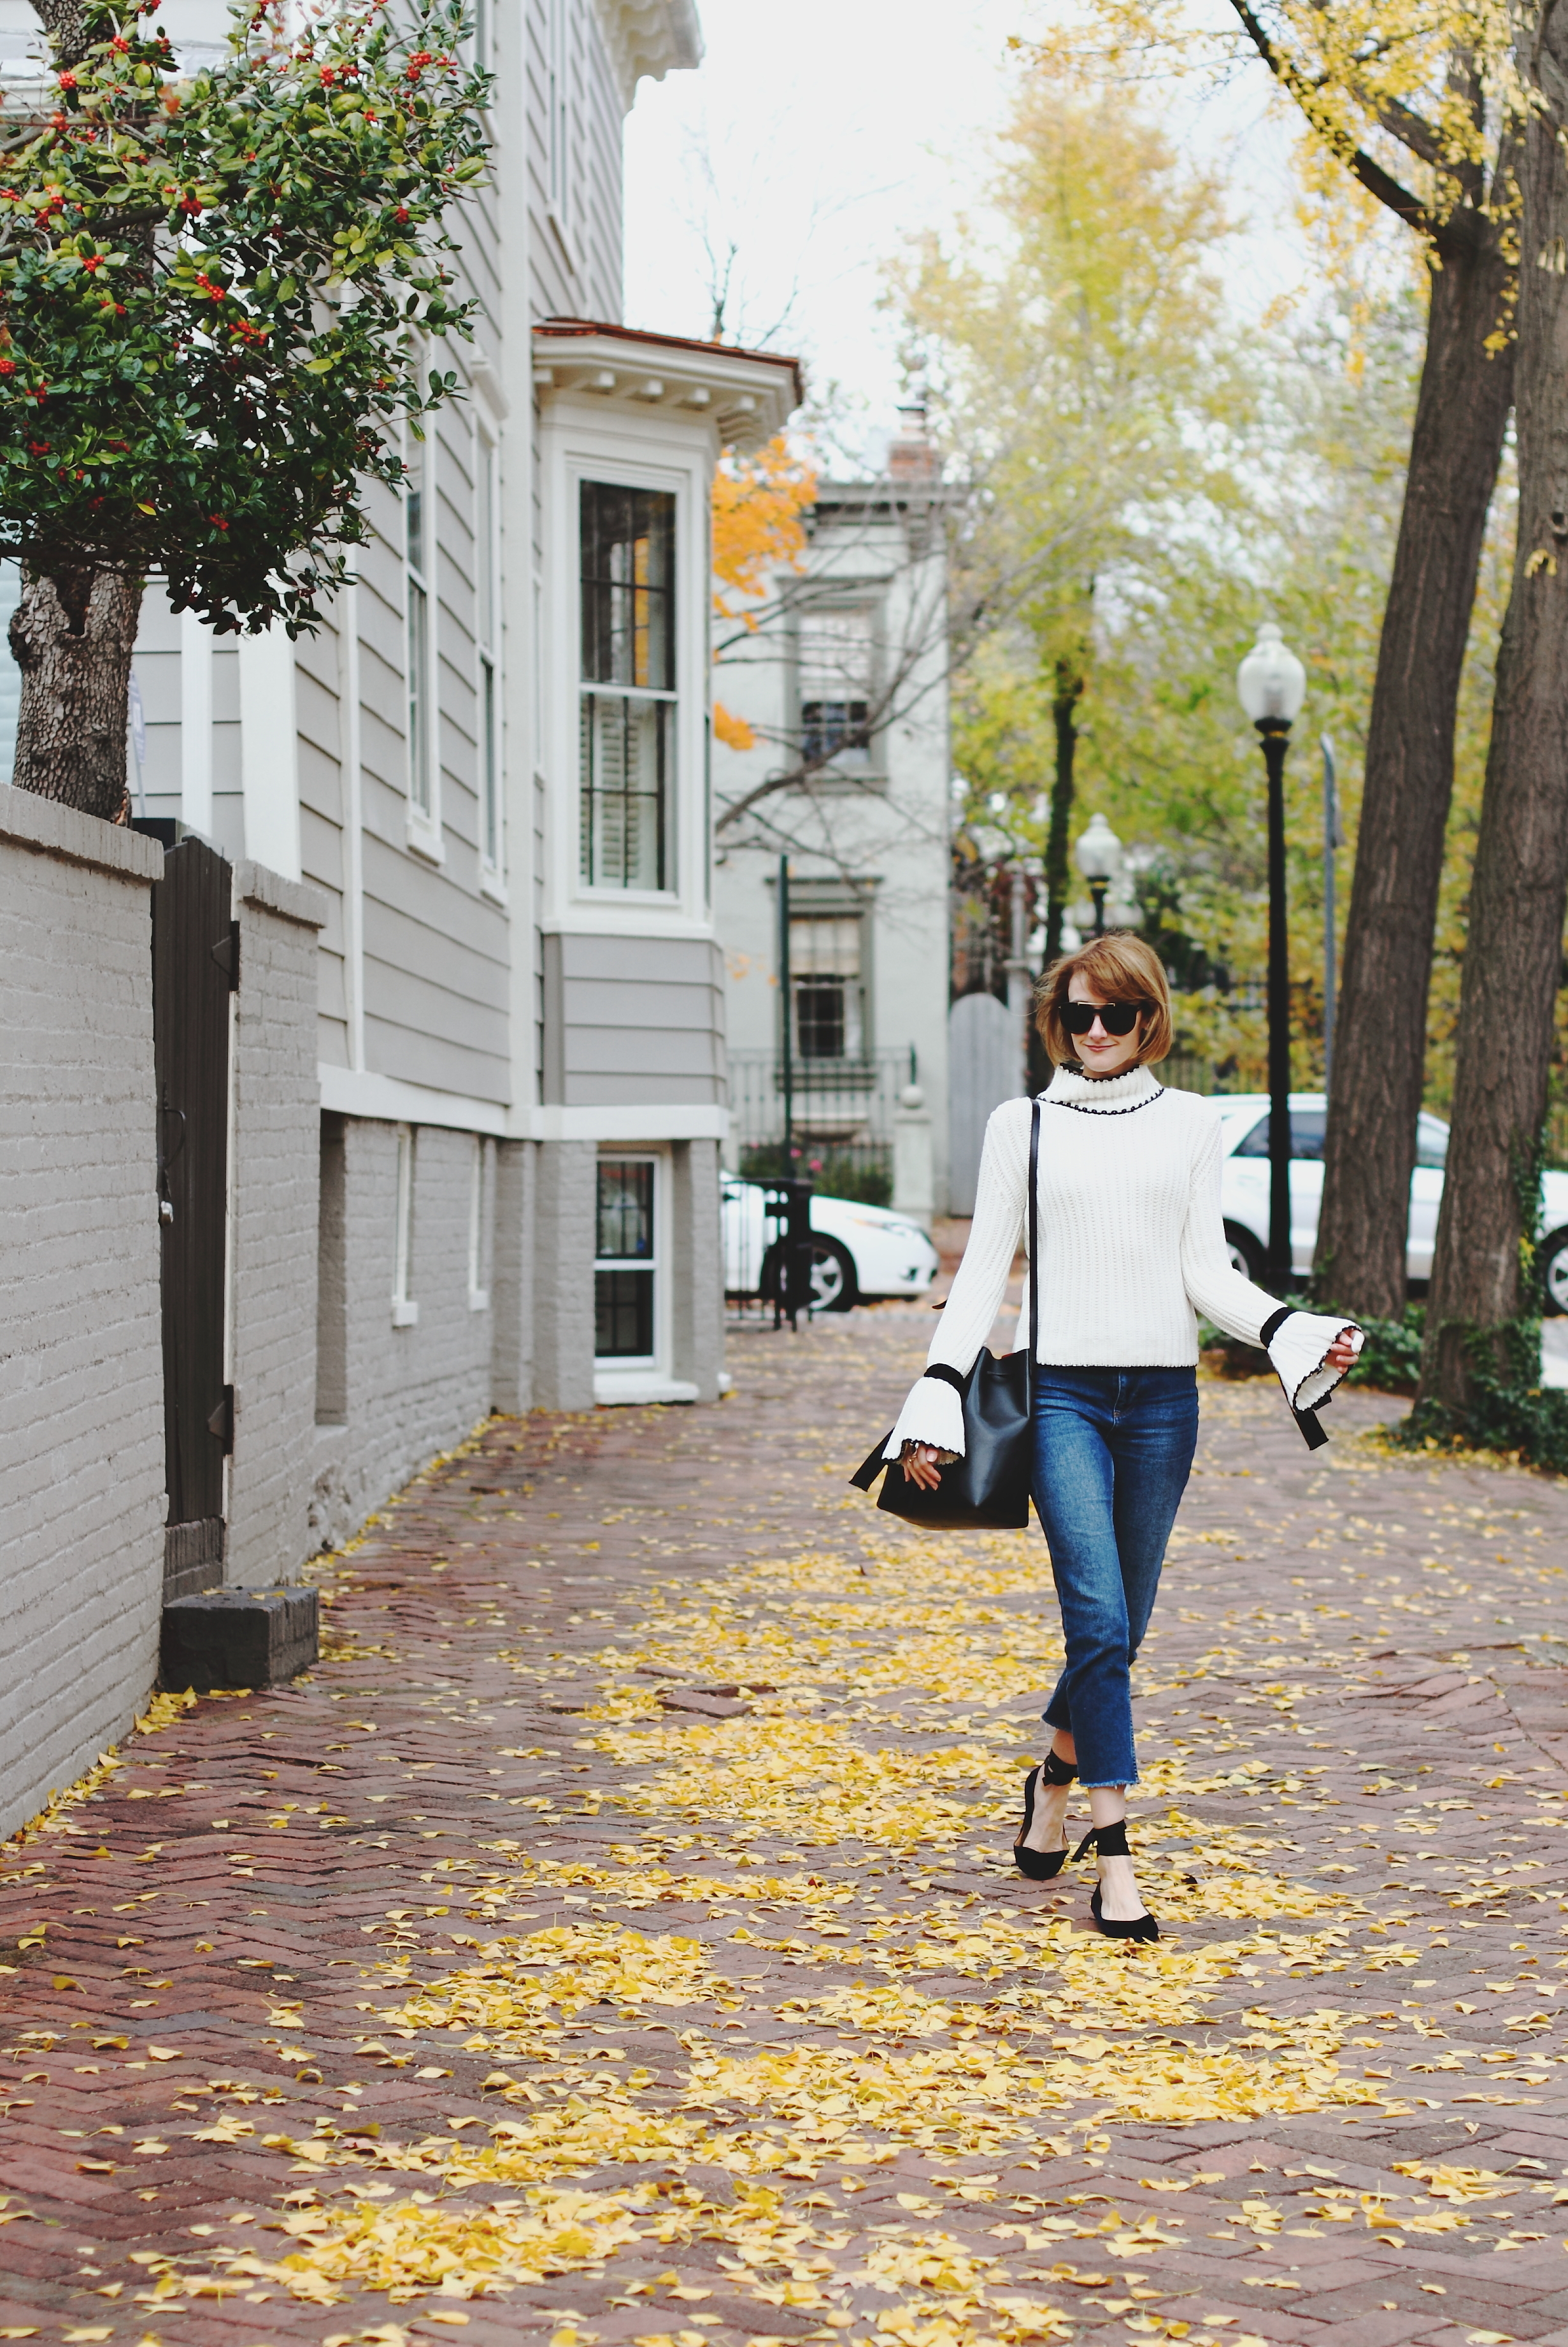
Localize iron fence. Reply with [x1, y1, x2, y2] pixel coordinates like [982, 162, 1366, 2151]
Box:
[725, 1046, 914, 1207]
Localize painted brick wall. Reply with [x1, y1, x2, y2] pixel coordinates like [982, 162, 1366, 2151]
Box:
[0, 787, 164, 1841]
[670, 1138, 724, 1402]
[491, 1138, 538, 1413]
[310, 1118, 495, 1550]
[226, 862, 327, 1588]
[532, 1138, 597, 1410]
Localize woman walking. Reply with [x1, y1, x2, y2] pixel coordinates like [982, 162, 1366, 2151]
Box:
[887, 935, 1360, 1940]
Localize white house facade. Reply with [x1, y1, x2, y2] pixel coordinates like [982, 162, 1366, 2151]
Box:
[0, 0, 801, 1552]
[710, 421, 952, 1222]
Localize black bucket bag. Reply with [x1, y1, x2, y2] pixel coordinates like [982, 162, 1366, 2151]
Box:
[850, 1098, 1039, 1530]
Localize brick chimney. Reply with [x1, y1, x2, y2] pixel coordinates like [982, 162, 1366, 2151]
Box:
[888, 403, 941, 484]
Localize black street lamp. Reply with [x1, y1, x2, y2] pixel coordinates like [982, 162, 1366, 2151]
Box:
[1236, 622, 1307, 1287]
[1074, 811, 1123, 939]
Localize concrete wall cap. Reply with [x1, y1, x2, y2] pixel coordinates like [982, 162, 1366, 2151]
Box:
[234, 858, 328, 929]
[0, 781, 162, 883]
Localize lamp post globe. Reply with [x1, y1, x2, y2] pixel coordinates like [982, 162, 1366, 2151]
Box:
[1075, 810, 1122, 939]
[1236, 620, 1307, 725]
[1236, 621, 1306, 1285]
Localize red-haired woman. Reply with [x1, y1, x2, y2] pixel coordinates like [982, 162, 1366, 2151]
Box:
[889, 934, 1361, 1940]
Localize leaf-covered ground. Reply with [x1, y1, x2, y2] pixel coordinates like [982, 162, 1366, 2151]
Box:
[6, 1303, 1568, 2347]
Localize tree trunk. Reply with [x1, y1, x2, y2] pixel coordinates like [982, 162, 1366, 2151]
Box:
[1420, 69, 1568, 1409]
[10, 565, 142, 822]
[1042, 655, 1082, 967]
[1312, 206, 1515, 1320]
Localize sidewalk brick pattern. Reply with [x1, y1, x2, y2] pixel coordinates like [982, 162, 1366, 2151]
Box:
[6, 1307, 1568, 2347]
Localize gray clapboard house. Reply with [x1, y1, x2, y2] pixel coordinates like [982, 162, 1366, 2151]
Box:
[0, 0, 800, 1550]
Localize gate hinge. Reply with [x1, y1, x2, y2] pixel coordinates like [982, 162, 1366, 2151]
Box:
[210, 922, 240, 990]
[206, 1384, 234, 1454]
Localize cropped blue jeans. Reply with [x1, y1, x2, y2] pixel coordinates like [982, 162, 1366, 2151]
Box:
[1031, 1366, 1199, 1787]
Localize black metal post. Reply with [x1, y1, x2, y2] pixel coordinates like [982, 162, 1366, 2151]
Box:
[1257, 717, 1293, 1285]
[1322, 733, 1341, 1093]
[778, 852, 793, 1184]
[1089, 880, 1107, 938]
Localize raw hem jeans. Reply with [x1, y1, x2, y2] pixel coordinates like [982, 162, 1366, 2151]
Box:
[1031, 1366, 1199, 1787]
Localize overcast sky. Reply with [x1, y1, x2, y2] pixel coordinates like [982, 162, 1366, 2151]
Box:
[622, 0, 1309, 469]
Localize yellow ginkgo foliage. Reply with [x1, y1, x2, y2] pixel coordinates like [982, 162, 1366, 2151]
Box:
[712, 435, 817, 625]
[711, 435, 817, 754]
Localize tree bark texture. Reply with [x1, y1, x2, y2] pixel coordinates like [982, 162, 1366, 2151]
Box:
[1041, 657, 1081, 969]
[1313, 213, 1515, 1320]
[10, 566, 142, 822]
[1422, 69, 1568, 1408]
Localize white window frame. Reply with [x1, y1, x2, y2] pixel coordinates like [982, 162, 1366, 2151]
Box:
[404, 417, 443, 862]
[475, 419, 504, 897]
[469, 0, 492, 78]
[575, 473, 680, 902]
[467, 1134, 492, 1313]
[593, 1149, 666, 1377]
[392, 1124, 420, 1327]
[794, 592, 883, 781]
[545, 0, 577, 271]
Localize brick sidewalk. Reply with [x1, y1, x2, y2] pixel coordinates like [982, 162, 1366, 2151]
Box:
[6, 1306, 1568, 2347]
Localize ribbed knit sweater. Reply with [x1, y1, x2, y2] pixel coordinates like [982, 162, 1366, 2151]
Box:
[886, 1062, 1357, 1460]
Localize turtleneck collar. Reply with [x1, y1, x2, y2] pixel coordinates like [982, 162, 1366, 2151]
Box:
[1042, 1061, 1163, 1113]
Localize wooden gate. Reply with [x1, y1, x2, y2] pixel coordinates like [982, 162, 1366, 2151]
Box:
[152, 837, 236, 1597]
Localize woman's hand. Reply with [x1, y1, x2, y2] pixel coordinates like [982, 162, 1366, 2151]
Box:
[901, 1442, 948, 1490]
[1325, 1326, 1363, 1373]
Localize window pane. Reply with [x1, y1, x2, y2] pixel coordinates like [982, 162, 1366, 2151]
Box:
[406, 438, 426, 580]
[796, 980, 846, 1060]
[580, 481, 674, 689]
[408, 578, 430, 814]
[481, 654, 498, 866]
[790, 915, 860, 976]
[477, 439, 495, 651]
[799, 609, 873, 699]
[597, 1159, 654, 1259]
[595, 1267, 653, 1357]
[802, 698, 871, 767]
[580, 692, 669, 887]
[1233, 1109, 1325, 1161]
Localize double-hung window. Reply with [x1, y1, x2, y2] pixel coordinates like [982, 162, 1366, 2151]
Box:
[790, 913, 864, 1062]
[579, 482, 676, 891]
[594, 1157, 656, 1360]
[799, 606, 874, 771]
[405, 431, 434, 826]
[476, 432, 501, 876]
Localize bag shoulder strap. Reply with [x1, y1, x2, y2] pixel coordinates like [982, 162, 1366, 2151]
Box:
[850, 1434, 895, 1491]
[1028, 1097, 1040, 1381]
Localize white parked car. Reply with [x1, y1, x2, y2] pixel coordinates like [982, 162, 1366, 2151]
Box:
[722, 1178, 939, 1313]
[1214, 1091, 1568, 1314]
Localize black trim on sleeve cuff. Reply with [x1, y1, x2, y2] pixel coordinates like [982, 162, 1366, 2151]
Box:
[1260, 1305, 1297, 1348]
[922, 1364, 967, 1395]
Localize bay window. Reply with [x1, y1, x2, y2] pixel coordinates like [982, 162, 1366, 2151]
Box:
[579, 481, 676, 890]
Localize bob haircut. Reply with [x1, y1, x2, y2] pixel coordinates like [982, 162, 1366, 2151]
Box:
[1034, 932, 1173, 1068]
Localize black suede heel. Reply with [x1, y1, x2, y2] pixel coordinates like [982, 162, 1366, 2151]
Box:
[1013, 1750, 1075, 1881]
[1074, 1818, 1159, 1943]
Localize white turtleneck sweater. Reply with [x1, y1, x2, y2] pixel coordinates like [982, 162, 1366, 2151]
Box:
[885, 1063, 1357, 1459]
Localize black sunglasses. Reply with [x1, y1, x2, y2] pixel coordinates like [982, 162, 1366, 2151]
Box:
[1063, 999, 1146, 1037]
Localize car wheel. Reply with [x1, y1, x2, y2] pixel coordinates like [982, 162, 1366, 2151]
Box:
[1542, 1227, 1568, 1317]
[1223, 1220, 1267, 1283]
[807, 1237, 858, 1313]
